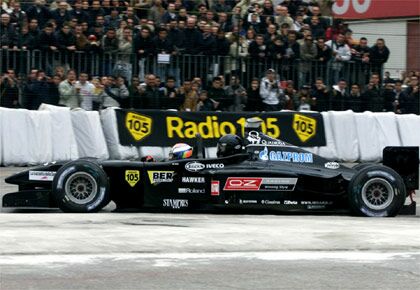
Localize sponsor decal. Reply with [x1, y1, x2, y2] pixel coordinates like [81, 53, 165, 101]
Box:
[224, 177, 298, 191]
[293, 114, 317, 143]
[261, 200, 281, 205]
[211, 180, 220, 196]
[185, 161, 205, 172]
[185, 161, 224, 172]
[239, 199, 258, 204]
[301, 201, 333, 205]
[283, 200, 298, 205]
[163, 199, 189, 209]
[178, 188, 205, 194]
[325, 162, 340, 170]
[148, 170, 174, 184]
[258, 146, 313, 163]
[28, 171, 56, 181]
[247, 131, 286, 146]
[182, 176, 205, 183]
[125, 170, 140, 187]
[125, 112, 152, 142]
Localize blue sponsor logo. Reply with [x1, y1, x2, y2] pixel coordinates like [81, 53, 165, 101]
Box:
[258, 147, 313, 163]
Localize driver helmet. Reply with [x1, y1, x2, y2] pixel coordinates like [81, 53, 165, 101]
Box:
[169, 143, 193, 160]
[217, 134, 243, 157]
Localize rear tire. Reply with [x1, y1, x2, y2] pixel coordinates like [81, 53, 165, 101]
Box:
[352, 163, 377, 171]
[52, 160, 110, 213]
[348, 165, 406, 217]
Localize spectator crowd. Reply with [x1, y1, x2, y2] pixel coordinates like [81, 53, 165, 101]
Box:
[0, 0, 419, 114]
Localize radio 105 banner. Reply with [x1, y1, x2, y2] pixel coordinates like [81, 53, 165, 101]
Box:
[115, 109, 326, 147]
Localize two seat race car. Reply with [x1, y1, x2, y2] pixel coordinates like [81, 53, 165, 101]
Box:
[3, 119, 418, 217]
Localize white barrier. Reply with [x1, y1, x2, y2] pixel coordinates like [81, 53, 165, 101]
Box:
[39, 104, 79, 162]
[100, 108, 139, 160]
[71, 110, 109, 160]
[1, 107, 419, 165]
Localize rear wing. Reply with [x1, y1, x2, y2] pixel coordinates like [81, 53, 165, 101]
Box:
[383, 146, 419, 191]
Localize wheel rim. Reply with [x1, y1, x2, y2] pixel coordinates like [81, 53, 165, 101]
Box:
[361, 178, 394, 211]
[65, 172, 98, 205]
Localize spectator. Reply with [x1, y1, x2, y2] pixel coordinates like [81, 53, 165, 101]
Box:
[383, 71, 395, 84]
[74, 24, 89, 51]
[299, 35, 316, 88]
[295, 85, 313, 111]
[274, 5, 293, 29]
[197, 90, 216, 111]
[331, 79, 348, 111]
[9, 2, 27, 29]
[58, 69, 78, 108]
[31, 70, 51, 109]
[249, 34, 268, 62]
[215, 30, 230, 56]
[311, 78, 330, 112]
[268, 36, 286, 61]
[245, 13, 264, 34]
[88, 1, 105, 26]
[161, 3, 177, 24]
[51, 1, 71, 29]
[180, 80, 199, 111]
[309, 16, 325, 39]
[207, 76, 227, 110]
[264, 23, 279, 43]
[55, 23, 76, 52]
[315, 37, 331, 80]
[148, 0, 165, 26]
[47, 74, 61, 106]
[0, 70, 19, 108]
[217, 12, 232, 32]
[113, 76, 130, 108]
[199, 24, 217, 55]
[361, 73, 384, 112]
[26, 0, 51, 28]
[17, 25, 36, 50]
[138, 74, 163, 109]
[182, 18, 202, 55]
[400, 75, 419, 114]
[348, 83, 362, 112]
[115, 27, 133, 81]
[21, 68, 38, 109]
[243, 78, 261, 111]
[75, 72, 95, 110]
[122, 7, 140, 26]
[105, 9, 122, 29]
[351, 37, 370, 85]
[213, 0, 231, 13]
[225, 75, 247, 112]
[1, 13, 17, 49]
[134, 27, 154, 81]
[37, 23, 57, 51]
[27, 19, 40, 39]
[260, 69, 284, 111]
[70, 1, 89, 24]
[326, 32, 351, 84]
[161, 76, 180, 110]
[304, 5, 329, 29]
[370, 38, 390, 80]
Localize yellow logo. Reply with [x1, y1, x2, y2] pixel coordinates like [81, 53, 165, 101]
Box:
[125, 170, 140, 187]
[125, 112, 152, 142]
[147, 171, 174, 184]
[293, 114, 317, 143]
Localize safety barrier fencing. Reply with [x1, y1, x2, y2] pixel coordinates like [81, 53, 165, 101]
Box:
[1, 49, 378, 88]
[1, 105, 420, 166]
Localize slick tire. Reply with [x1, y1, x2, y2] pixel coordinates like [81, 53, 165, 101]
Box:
[52, 160, 110, 213]
[348, 165, 406, 217]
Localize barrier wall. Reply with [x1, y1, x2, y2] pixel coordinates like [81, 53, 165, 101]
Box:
[0, 107, 419, 165]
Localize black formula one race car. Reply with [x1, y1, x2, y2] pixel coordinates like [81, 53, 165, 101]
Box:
[3, 119, 419, 217]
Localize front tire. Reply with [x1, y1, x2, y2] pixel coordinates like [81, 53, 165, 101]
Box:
[52, 160, 110, 213]
[348, 165, 406, 217]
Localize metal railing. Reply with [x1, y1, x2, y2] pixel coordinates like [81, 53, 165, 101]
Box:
[1, 49, 379, 87]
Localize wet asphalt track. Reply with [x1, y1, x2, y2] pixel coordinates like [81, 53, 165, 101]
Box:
[0, 166, 419, 290]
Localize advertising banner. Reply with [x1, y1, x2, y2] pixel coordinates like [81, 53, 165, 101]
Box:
[115, 109, 326, 147]
[332, 0, 420, 19]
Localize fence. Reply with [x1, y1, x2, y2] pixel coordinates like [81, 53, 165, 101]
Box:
[1, 49, 378, 87]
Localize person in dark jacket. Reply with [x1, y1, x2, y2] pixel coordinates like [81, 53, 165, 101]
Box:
[36, 23, 58, 51]
[31, 70, 51, 109]
[248, 35, 268, 62]
[400, 75, 419, 115]
[369, 38, 390, 81]
[25, 0, 51, 28]
[50, 1, 71, 29]
[70, 1, 89, 24]
[311, 78, 331, 112]
[134, 27, 155, 81]
[199, 24, 217, 55]
[215, 30, 230, 56]
[244, 78, 263, 111]
[47, 74, 61, 106]
[0, 71, 19, 108]
[55, 24, 77, 52]
[182, 18, 202, 55]
[361, 73, 384, 112]
[139, 74, 164, 109]
[152, 28, 174, 54]
[162, 76, 181, 110]
[207, 76, 229, 111]
[197, 90, 215, 111]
